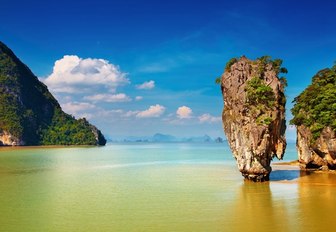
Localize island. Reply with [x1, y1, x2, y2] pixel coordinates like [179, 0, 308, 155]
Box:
[291, 64, 336, 170]
[0, 41, 106, 146]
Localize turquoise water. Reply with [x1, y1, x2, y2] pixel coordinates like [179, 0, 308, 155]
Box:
[1, 142, 335, 232]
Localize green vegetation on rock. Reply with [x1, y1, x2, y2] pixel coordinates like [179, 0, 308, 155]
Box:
[246, 77, 275, 108]
[245, 77, 276, 126]
[41, 109, 99, 145]
[0, 41, 106, 146]
[215, 76, 221, 84]
[225, 57, 238, 72]
[245, 56, 287, 126]
[255, 56, 288, 76]
[291, 64, 336, 140]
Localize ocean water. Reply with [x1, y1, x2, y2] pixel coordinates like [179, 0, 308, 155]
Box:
[0, 142, 335, 232]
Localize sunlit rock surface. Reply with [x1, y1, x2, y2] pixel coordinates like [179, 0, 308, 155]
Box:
[221, 56, 287, 181]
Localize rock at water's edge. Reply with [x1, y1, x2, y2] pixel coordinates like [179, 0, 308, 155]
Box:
[90, 125, 107, 146]
[0, 130, 23, 146]
[297, 126, 336, 170]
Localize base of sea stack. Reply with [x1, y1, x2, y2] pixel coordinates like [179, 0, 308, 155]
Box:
[300, 162, 334, 171]
[242, 173, 270, 182]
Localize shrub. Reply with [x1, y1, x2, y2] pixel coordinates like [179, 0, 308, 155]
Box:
[245, 77, 275, 108]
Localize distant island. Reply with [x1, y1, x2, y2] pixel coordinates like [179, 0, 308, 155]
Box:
[0, 41, 106, 146]
[110, 133, 225, 143]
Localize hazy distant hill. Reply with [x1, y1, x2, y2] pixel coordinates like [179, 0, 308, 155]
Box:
[152, 133, 177, 142]
[113, 133, 225, 143]
[181, 134, 213, 143]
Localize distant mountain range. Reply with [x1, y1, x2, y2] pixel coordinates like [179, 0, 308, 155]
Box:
[109, 133, 226, 143]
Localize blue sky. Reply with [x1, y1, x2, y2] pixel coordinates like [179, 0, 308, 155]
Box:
[1, 0, 336, 140]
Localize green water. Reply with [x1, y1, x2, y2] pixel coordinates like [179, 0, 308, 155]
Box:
[0, 143, 335, 232]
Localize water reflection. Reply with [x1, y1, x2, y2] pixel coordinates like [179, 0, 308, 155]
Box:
[228, 182, 280, 232]
[270, 170, 300, 181]
[297, 171, 336, 232]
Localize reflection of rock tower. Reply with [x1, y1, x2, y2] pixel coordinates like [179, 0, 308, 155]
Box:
[231, 183, 283, 231]
[221, 56, 287, 181]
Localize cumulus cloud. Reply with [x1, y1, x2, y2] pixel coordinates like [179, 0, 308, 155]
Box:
[198, 113, 221, 123]
[43, 55, 129, 93]
[136, 104, 165, 118]
[136, 80, 155, 90]
[61, 102, 97, 119]
[135, 96, 143, 101]
[93, 109, 125, 118]
[125, 110, 140, 117]
[176, 106, 192, 119]
[62, 102, 96, 114]
[84, 93, 131, 102]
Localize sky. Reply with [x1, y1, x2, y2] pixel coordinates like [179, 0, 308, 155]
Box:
[1, 0, 336, 140]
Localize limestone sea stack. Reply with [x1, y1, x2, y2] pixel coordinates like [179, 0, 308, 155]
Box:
[221, 56, 287, 181]
[291, 65, 336, 170]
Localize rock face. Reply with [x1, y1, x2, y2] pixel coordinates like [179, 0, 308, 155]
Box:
[291, 65, 336, 170]
[0, 130, 23, 146]
[297, 126, 336, 169]
[0, 41, 106, 146]
[90, 124, 107, 146]
[221, 56, 287, 181]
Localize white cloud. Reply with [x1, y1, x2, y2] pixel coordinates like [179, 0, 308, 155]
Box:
[84, 93, 131, 102]
[136, 104, 165, 118]
[198, 114, 222, 123]
[61, 102, 96, 119]
[176, 106, 192, 119]
[62, 102, 96, 114]
[43, 55, 129, 93]
[135, 96, 143, 101]
[125, 110, 140, 117]
[136, 80, 155, 90]
[93, 109, 125, 118]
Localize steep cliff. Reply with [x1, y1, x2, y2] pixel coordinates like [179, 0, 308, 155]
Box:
[291, 65, 336, 170]
[0, 41, 106, 146]
[221, 56, 287, 181]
